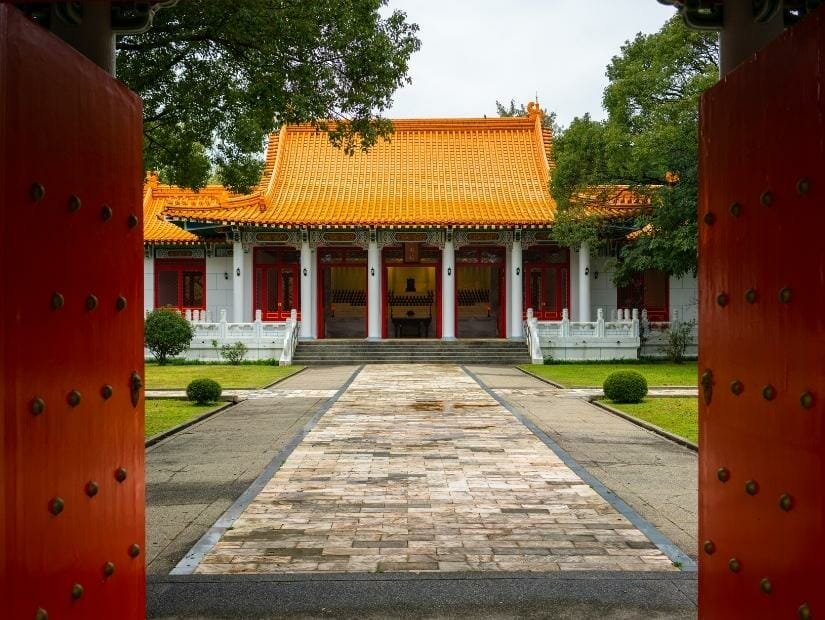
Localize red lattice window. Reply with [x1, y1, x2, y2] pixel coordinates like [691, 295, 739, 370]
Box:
[155, 258, 206, 312]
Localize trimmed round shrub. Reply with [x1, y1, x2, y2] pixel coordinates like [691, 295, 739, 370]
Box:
[603, 371, 648, 404]
[186, 378, 222, 405]
[145, 308, 195, 365]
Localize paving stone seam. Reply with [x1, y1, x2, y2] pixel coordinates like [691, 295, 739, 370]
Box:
[169, 365, 365, 575]
[460, 365, 697, 573]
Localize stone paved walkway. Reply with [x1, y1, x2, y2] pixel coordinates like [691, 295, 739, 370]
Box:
[470, 366, 698, 558]
[147, 366, 358, 575]
[192, 364, 675, 574]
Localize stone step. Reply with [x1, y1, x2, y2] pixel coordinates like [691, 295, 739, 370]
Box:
[293, 351, 527, 359]
[292, 358, 530, 367]
[292, 355, 530, 360]
[293, 339, 530, 365]
[295, 344, 527, 350]
[294, 348, 527, 354]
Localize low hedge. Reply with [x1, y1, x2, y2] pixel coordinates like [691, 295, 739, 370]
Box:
[603, 370, 648, 403]
[186, 378, 223, 405]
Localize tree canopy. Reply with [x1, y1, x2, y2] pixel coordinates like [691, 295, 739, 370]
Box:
[549, 16, 718, 283]
[117, 0, 420, 192]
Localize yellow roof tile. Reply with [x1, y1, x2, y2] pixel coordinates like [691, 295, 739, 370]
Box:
[163, 112, 557, 228]
[143, 176, 229, 244]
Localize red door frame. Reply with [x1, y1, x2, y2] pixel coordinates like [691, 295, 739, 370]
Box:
[154, 258, 207, 313]
[454, 246, 507, 338]
[252, 247, 299, 321]
[523, 246, 570, 320]
[381, 246, 441, 339]
[315, 247, 368, 339]
[697, 13, 825, 616]
[1, 8, 146, 615]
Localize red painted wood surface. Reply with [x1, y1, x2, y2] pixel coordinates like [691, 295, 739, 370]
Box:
[699, 9, 825, 619]
[0, 6, 145, 618]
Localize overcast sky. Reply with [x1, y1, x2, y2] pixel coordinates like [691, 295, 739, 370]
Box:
[383, 0, 677, 127]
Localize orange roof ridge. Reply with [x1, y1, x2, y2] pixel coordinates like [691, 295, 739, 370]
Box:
[284, 116, 539, 133]
[257, 126, 287, 208]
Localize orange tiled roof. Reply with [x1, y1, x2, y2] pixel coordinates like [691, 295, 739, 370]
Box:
[162, 108, 556, 228]
[574, 185, 655, 219]
[627, 223, 654, 240]
[143, 175, 230, 244]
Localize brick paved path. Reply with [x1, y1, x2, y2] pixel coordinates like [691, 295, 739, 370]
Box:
[194, 365, 675, 574]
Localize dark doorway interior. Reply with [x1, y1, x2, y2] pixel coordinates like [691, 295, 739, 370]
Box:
[318, 248, 367, 338]
[456, 246, 505, 338]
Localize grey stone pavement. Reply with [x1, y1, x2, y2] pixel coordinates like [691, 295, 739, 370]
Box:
[468, 366, 698, 559]
[147, 364, 697, 619]
[146, 365, 359, 575]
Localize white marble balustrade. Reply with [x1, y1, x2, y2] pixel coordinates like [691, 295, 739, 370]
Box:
[146, 309, 300, 364]
[524, 307, 696, 362]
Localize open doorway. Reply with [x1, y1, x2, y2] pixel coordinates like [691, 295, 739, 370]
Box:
[385, 265, 437, 338]
[318, 247, 367, 338]
[456, 247, 505, 337]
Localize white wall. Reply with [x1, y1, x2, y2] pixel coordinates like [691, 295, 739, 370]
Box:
[568, 248, 579, 320]
[670, 273, 698, 323]
[585, 258, 698, 322]
[205, 256, 232, 322]
[589, 255, 618, 320]
[143, 256, 154, 314]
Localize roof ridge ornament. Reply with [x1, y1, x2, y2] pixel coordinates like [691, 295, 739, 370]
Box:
[527, 101, 543, 122]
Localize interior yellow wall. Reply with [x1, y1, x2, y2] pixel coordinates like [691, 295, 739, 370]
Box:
[387, 266, 435, 294]
[330, 266, 366, 290]
[457, 265, 491, 290]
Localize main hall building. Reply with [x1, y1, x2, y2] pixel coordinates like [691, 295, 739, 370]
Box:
[143, 104, 697, 343]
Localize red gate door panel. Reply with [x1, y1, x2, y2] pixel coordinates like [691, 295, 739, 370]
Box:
[1, 7, 145, 618]
[699, 10, 825, 619]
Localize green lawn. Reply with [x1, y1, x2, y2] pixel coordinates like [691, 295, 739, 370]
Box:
[145, 364, 302, 389]
[520, 362, 697, 388]
[606, 397, 698, 444]
[145, 400, 220, 437]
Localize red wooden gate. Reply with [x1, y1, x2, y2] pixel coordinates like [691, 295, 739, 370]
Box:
[1, 7, 145, 618]
[699, 10, 825, 619]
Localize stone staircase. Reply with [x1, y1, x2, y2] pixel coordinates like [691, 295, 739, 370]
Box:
[292, 339, 531, 366]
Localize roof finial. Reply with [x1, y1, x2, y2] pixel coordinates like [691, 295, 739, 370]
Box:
[527, 101, 543, 122]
